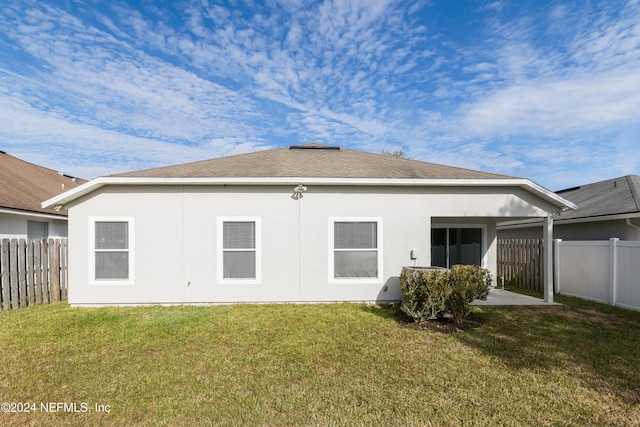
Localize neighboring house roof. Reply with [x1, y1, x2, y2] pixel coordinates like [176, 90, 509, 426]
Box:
[553, 175, 640, 220]
[0, 151, 86, 217]
[498, 175, 640, 228]
[43, 144, 576, 211]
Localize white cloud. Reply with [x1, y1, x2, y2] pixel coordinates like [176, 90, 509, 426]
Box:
[431, 0, 640, 189]
[1, 0, 639, 190]
[0, 3, 271, 169]
[459, 69, 640, 137]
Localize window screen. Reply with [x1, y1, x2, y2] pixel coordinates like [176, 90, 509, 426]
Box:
[223, 222, 256, 279]
[334, 222, 378, 278]
[223, 222, 255, 249]
[95, 222, 129, 280]
[95, 222, 128, 250]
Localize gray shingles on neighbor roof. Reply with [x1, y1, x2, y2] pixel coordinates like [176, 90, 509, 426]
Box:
[498, 175, 640, 229]
[112, 143, 516, 180]
[554, 175, 640, 220]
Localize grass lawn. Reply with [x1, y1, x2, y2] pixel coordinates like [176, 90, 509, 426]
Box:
[1, 296, 639, 426]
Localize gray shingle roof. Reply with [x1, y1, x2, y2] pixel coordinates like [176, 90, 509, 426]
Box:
[44, 144, 577, 211]
[112, 144, 515, 180]
[0, 151, 87, 216]
[554, 175, 640, 220]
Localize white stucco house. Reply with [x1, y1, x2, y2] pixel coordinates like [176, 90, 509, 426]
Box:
[43, 144, 575, 306]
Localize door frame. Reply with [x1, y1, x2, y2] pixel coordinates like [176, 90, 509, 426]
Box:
[431, 223, 488, 269]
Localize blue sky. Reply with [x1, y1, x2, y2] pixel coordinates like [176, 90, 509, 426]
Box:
[1, 0, 638, 190]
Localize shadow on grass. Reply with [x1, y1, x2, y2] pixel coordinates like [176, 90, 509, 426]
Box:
[357, 303, 399, 320]
[360, 298, 640, 405]
[454, 300, 640, 405]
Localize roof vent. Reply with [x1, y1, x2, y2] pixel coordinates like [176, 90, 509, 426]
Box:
[290, 144, 340, 150]
[57, 171, 81, 181]
[557, 185, 581, 193]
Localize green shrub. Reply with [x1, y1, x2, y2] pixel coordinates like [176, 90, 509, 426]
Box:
[400, 265, 492, 325]
[400, 267, 452, 321]
[446, 265, 492, 325]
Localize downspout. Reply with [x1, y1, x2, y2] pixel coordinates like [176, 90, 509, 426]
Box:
[298, 190, 302, 300]
[627, 218, 640, 239]
[626, 218, 640, 229]
[292, 184, 307, 300]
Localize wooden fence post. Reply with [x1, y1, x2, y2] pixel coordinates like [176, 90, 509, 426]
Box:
[41, 240, 50, 304]
[34, 240, 43, 304]
[1, 239, 10, 311]
[10, 240, 19, 309]
[60, 239, 68, 300]
[26, 239, 35, 306]
[524, 239, 529, 288]
[49, 239, 60, 302]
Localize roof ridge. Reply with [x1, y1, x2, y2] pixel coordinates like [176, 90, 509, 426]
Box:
[111, 143, 516, 180]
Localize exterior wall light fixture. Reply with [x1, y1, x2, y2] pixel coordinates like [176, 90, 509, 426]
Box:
[292, 184, 307, 200]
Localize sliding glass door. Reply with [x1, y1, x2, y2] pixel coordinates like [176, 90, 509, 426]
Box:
[431, 227, 482, 268]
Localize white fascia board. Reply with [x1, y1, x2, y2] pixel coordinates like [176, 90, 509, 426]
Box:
[517, 179, 577, 211]
[43, 178, 108, 209]
[0, 208, 68, 221]
[43, 176, 577, 212]
[498, 212, 640, 229]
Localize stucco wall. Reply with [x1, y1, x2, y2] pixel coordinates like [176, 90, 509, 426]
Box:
[0, 211, 69, 239]
[67, 184, 556, 305]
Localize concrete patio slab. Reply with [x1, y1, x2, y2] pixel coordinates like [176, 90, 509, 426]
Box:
[472, 288, 561, 306]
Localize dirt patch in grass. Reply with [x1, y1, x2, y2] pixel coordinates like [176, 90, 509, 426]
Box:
[395, 309, 483, 333]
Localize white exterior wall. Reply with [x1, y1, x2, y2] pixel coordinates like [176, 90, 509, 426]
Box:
[67, 184, 555, 305]
[0, 211, 69, 239]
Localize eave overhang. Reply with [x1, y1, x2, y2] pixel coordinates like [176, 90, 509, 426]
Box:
[43, 176, 577, 212]
[0, 207, 68, 220]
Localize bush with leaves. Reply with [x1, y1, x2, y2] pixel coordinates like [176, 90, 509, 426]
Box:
[400, 265, 492, 325]
[446, 265, 492, 325]
[400, 267, 452, 321]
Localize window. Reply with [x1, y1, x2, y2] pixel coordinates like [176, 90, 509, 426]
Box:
[431, 227, 483, 268]
[27, 221, 48, 239]
[217, 217, 261, 284]
[89, 217, 135, 285]
[329, 218, 383, 283]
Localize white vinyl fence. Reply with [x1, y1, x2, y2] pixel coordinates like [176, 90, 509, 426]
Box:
[555, 238, 640, 311]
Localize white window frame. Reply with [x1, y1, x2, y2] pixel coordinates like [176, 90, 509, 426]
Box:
[88, 216, 135, 286]
[328, 217, 383, 284]
[216, 216, 262, 285]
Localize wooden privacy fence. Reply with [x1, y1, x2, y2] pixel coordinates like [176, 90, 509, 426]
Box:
[0, 238, 68, 311]
[497, 239, 544, 292]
